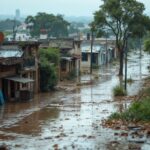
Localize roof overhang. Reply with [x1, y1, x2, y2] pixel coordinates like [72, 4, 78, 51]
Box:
[5, 76, 34, 83]
[61, 57, 73, 61]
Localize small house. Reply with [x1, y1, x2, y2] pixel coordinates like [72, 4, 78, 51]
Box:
[0, 41, 40, 102]
[40, 38, 81, 80]
[81, 40, 116, 72]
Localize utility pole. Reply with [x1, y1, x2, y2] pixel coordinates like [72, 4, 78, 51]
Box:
[105, 30, 108, 64]
[124, 32, 131, 91]
[90, 23, 95, 75]
[139, 35, 142, 59]
[13, 19, 17, 41]
[90, 29, 94, 74]
[124, 39, 128, 91]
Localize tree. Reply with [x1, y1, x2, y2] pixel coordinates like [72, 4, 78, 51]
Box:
[144, 39, 150, 53]
[39, 48, 60, 91]
[25, 13, 69, 38]
[94, 0, 150, 75]
[0, 19, 21, 31]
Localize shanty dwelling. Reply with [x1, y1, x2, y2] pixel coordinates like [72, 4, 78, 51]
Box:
[81, 41, 115, 72]
[0, 41, 39, 103]
[81, 43, 104, 71]
[48, 38, 81, 80]
[60, 40, 81, 79]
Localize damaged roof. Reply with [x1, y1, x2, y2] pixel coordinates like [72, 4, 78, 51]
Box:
[0, 45, 23, 58]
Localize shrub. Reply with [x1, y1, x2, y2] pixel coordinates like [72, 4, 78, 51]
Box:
[109, 112, 121, 120]
[39, 48, 60, 92]
[40, 62, 58, 91]
[127, 77, 134, 83]
[113, 85, 126, 96]
[109, 97, 150, 122]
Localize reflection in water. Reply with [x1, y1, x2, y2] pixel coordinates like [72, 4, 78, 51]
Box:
[119, 76, 123, 88]
[1, 107, 60, 136]
[0, 51, 149, 150]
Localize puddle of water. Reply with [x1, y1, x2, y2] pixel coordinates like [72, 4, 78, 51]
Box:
[0, 107, 60, 136]
[0, 51, 150, 150]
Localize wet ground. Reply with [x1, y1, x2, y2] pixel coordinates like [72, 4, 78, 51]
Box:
[0, 50, 150, 150]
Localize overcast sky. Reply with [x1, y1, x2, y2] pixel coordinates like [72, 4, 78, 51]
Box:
[0, 0, 150, 17]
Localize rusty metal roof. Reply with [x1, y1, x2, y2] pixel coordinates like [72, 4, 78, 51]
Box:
[0, 46, 23, 58]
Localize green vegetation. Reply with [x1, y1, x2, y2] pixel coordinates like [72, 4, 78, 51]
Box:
[0, 19, 21, 31]
[109, 97, 150, 121]
[93, 0, 150, 76]
[144, 39, 150, 52]
[39, 48, 60, 92]
[25, 13, 69, 37]
[113, 85, 126, 96]
[127, 77, 134, 84]
[110, 87, 150, 122]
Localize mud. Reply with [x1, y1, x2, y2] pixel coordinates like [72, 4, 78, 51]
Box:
[0, 50, 150, 150]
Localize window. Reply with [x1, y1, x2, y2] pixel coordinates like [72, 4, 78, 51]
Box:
[82, 53, 88, 61]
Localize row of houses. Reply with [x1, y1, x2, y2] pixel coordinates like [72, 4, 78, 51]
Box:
[40, 38, 81, 80]
[0, 41, 39, 104]
[81, 39, 116, 72]
[0, 38, 117, 104]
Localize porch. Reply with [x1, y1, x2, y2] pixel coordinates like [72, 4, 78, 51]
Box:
[1, 76, 34, 101]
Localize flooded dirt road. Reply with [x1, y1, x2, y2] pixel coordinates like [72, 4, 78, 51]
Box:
[0, 51, 150, 150]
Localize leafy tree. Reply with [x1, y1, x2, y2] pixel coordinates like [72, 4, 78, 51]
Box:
[25, 13, 69, 38]
[0, 19, 21, 31]
[68, 22, 79, 34]
[39, 48, 60, 91]
[93, 0, 150, 75]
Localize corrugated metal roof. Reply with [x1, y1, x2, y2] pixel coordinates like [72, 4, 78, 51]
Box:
[0, 49, 23, 58]
[5, 76, 34, 83]
[81, 43, 107, 53]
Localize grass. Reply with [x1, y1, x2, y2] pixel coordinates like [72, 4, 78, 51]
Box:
[108, 77, 150, 122]
[113, 85, 127, 96]
[127, 77, 134, 84]
[109, 97, 150, 122]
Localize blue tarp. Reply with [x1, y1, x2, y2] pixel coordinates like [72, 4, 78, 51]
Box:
[0, 90, 4, 105]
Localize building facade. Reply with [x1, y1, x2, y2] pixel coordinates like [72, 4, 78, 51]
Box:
[40, 38, 81, 80]
[0, 41, 39, 103]
[81, 40, 116, 72]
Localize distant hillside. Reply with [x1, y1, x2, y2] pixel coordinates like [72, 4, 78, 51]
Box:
[0, 15, 14, 20]
[0, 15, 25, 22]
[0, 19, 21, 31]
[64, 16, 93, 24]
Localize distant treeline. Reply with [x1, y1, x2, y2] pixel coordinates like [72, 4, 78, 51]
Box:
[0, 19, 21, 31]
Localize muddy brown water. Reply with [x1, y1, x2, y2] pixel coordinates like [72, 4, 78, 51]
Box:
[0, 51, 150, 150]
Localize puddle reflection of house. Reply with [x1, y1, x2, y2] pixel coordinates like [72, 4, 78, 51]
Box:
[40, 38, 81, 80]
[81, 40, 116, 71]
[0, 42, 40, 102]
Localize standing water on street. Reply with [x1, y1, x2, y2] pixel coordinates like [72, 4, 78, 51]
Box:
[0, 51, 150, 150]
